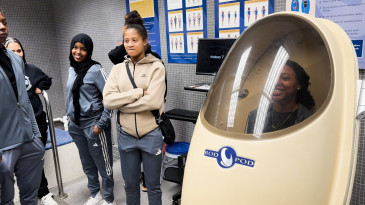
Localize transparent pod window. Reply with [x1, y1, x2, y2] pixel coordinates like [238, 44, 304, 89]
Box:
[202, 15, 332, 138]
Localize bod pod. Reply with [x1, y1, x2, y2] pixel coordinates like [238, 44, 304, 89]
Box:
[181, 12, 359, 204]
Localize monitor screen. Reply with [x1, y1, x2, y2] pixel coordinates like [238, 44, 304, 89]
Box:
[196, 38, 236, 76]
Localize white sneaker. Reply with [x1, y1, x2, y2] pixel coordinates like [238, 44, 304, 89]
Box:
[41, 193, 58, 205]
[84, 191, 103, 205]
[99, 199, 117, 205]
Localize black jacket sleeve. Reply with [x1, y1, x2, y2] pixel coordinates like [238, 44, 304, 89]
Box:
[108, 44, 162, 65]
[37, 72, 52, 90]
[108, 44, 127, 65]
[26, 64, 52, 90]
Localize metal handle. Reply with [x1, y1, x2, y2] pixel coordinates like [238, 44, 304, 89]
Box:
[42, 90, 68, 199]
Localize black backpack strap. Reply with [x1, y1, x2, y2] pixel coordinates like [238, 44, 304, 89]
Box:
[151, 109, 161, 123]
[125, 62, 137, 88]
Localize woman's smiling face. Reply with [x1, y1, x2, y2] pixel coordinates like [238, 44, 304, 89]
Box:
[72, 42, 87, 63]
[272, 64, 300, 105]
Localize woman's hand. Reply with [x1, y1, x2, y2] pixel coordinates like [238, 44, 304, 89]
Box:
[35, 87, 42, 94]
[93, 125, 102, 135]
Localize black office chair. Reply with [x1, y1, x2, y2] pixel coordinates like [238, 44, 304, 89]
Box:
[163, 153, 187, 205]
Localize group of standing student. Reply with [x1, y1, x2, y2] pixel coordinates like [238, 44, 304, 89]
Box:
[66, 10, 165, 205]
[0, 8, 165, 205]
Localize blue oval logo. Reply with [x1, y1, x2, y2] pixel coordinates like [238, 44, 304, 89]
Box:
[217, 146, 237, 168]
[204, 146, 255, 168]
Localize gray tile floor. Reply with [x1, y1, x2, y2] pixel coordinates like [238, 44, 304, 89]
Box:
[48, 160, 181, 205]
[13, 146, 181, 205]
[10, 121, 183, 205]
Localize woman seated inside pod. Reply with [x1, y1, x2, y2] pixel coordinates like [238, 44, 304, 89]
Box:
[246, 60, 315, 134]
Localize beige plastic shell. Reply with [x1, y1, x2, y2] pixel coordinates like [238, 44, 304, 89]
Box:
[181, 12, 359, 205]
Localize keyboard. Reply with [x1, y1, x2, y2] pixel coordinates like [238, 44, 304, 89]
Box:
[166, 108, 199, 119]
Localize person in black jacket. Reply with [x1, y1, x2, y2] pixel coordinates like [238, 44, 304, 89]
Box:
[108, 10, 161, 65]
[5, 37, 57, 205]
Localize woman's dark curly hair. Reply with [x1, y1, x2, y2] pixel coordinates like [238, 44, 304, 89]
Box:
[286, 60, 315, 110]
[124, 10, 148, 40]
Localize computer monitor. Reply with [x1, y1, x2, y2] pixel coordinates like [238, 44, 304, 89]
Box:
[196, 38, 236, 76]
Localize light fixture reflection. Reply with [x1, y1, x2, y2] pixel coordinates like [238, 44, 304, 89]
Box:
[227, 46, 252, 128]
[253, 46, 289, 138]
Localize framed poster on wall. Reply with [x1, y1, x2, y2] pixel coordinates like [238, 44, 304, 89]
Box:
[215, 0, 275, 38]
[165, 0, 208, 64]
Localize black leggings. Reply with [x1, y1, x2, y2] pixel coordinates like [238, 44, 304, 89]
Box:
[35, 111, 50, 198]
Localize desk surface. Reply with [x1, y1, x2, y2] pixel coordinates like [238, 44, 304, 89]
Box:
[184, 82, 211, 92]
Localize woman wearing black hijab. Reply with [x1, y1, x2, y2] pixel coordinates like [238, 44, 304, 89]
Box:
[66, 33, 115, 205]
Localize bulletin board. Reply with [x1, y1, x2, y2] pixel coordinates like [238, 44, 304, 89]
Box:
[165, 0, 208, 64]
[315, 0, 364, 69]
[215, 0, 275, 38]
